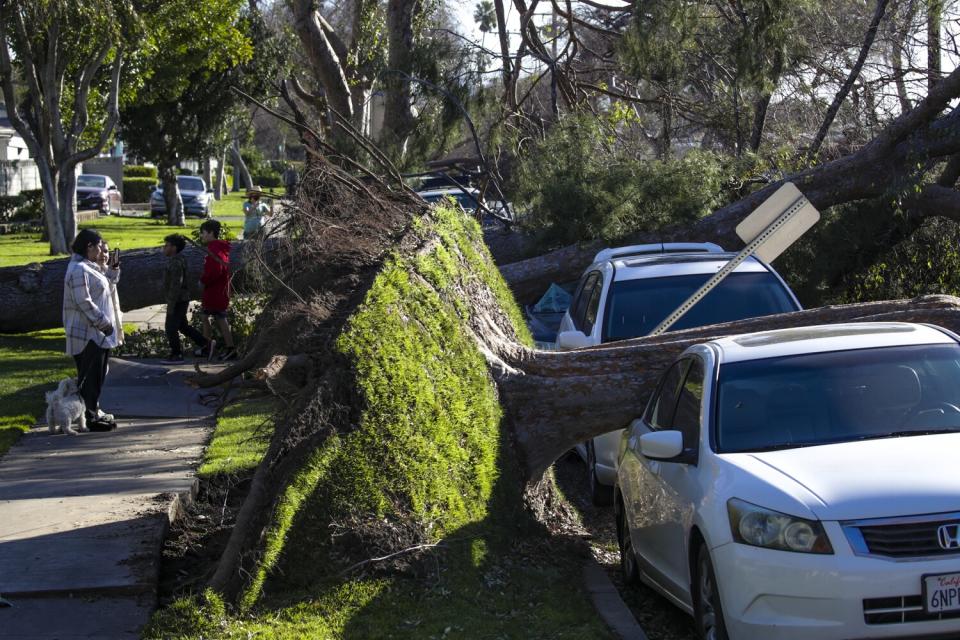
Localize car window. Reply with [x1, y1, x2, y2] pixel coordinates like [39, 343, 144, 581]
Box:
[674, 359, 704, 451]
[715, 343, 960, 453]
[646, 360, 689, 429]
[571, 272, 599, 331]
[582, 275, 604, 334]
[177, 176, 205, 191]
[603, 271, 798, 342]
[77, 175, 105, 188]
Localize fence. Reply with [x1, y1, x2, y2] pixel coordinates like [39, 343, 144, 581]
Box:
[0, 159, 41, 196]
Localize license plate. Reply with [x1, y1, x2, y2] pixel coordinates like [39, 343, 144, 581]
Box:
[924, 572, 960, 613]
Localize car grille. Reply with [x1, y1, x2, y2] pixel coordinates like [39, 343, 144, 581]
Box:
[843, 513, 960, 559]
[860, 519, 960, 558]
[864, 595, 960, 625]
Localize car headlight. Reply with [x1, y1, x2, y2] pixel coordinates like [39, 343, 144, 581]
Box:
[99, 191, 109, 199]
[727, 498, 833, 554]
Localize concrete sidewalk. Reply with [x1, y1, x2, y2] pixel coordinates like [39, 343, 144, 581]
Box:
[0, 358, 224, 639]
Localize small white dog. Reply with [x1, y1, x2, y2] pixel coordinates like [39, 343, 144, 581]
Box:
[45, 378, 88, 436]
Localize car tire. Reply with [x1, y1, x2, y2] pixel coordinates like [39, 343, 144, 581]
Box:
[616, 497, 640, 585]
[588, 440, 613, 506]
[693, 543, 730, 640]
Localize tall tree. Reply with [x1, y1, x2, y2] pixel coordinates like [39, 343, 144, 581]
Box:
[0, 0, 138, 254]
[120, 0, 253, 226]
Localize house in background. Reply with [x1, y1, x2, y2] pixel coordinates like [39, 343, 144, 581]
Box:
[0, 100, 40, 196]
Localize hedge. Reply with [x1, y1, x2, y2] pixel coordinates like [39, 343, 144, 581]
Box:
[0, 190, 43, 221]
[124, 177, 156, 203]
[253, 173, 282, 188]
[123, 165, 158, 179]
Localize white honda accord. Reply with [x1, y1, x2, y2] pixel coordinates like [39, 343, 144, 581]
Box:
[615, 322, 960, 640]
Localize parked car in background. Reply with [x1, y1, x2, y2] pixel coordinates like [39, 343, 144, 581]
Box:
[150, 175, 213, 217]
[616, 322, 960, 640]
[557, 243, 801, 504]
[76, 174, 121, 215]
[417, 187, 480, 213]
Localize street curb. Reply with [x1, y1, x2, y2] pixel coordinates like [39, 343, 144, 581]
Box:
[584, 558, 649, 640]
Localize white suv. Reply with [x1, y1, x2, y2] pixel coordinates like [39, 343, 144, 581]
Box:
[556, 243, 801, 504]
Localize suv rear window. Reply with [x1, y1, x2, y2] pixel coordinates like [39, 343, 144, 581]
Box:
[603, 272, 798, 341]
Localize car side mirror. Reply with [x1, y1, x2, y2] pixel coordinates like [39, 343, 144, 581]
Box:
[108, 184, 117, 190]
[207, 188, 214, 193]
[639, 431, 684, 461]
[556, 330, 592, 350]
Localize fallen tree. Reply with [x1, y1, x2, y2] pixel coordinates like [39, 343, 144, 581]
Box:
[0, 239, 278, 333]
[149, 155, 960, 617]
[501, 63, 960, 303]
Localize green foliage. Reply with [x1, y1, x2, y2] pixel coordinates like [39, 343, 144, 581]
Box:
[513, 114, 728, 248]
[0, 190, 43, 221]
[252, 172, 282, 188]
[123, 165, 159, 179]
[838, 218, 960, 303]
[123, 177, 157, 203]
[0, 330, 74, 458]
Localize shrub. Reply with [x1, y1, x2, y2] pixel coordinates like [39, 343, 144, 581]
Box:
[0, 195, 23, 219]
[513, 114, 728, 248]
[123, 177, 156, 203]
[0, 190, 43, 221]
[123, 165, 158, 179]
[252, 172, 281, 188]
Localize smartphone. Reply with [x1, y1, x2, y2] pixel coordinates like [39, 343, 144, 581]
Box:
[111, 246, 120, 268]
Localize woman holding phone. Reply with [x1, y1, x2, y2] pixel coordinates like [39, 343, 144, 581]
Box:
[62, 230, 123, 431]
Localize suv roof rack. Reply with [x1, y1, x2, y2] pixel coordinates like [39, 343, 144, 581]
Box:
[593, 242, 724, 264]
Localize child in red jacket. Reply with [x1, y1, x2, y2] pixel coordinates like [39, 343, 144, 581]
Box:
[197, 219, 237, 360]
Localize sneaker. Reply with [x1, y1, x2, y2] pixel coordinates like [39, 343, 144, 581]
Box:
[87, 419, 117, 432]
[160, 354, 185, 365]
[96, 409, 115, 423]
[193, 339, 216, 360]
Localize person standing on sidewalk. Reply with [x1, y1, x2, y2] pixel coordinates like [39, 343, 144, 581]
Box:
[63, 229, 122, 431]
[160, 234, 214, 363]
[197, 219, 237, 360]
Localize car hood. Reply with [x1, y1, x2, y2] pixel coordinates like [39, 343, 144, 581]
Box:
[726, 434, 960, 521]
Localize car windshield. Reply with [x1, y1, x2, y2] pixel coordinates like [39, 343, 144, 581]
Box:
[715, 344, 960, 453]
[421, 192, 478, 210]
[77, 175, 106, 188]
[177, 176, 205, 191]
[603, 272, 798, 341]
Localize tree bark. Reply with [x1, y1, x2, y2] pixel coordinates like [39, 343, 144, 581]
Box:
[160, 164, 185, 227]
[214, 147, 228, 199]
[230, 140, 253, 191]
[927, 0, 942, 91]
[382, 0, 421, 152]
[0, 241, 271, 333]
[500, 295, 960, 479]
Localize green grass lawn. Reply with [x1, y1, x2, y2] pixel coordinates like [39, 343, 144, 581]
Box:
[199, 393, 278, 478]
[0, 190, 285, 268]
[0, 330, 74, 458]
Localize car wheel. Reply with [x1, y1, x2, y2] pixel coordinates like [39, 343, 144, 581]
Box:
[693, 544, 730, 640]
[588, 440, 613, 506]
[616, 497, 639, 585]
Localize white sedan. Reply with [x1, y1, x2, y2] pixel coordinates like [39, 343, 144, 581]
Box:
[615, 322, 960, 640]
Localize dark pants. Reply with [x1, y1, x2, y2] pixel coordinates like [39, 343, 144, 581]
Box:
[73, 339, 109, 420]
[165, 300, 207, 356]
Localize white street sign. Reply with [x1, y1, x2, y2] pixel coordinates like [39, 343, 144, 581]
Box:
[648, 182, 819, 336]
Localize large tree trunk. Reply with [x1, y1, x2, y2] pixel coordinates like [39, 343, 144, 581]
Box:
[214, 147, 228, 199]
[381, 0, 421, 153]
[0, 241, 270, 333]
[500, 295, 960, 479]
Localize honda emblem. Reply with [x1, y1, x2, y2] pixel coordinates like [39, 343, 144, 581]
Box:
[937, 524, 960, 550]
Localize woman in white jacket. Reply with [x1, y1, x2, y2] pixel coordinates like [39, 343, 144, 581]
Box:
[62, 229, 123, 430]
